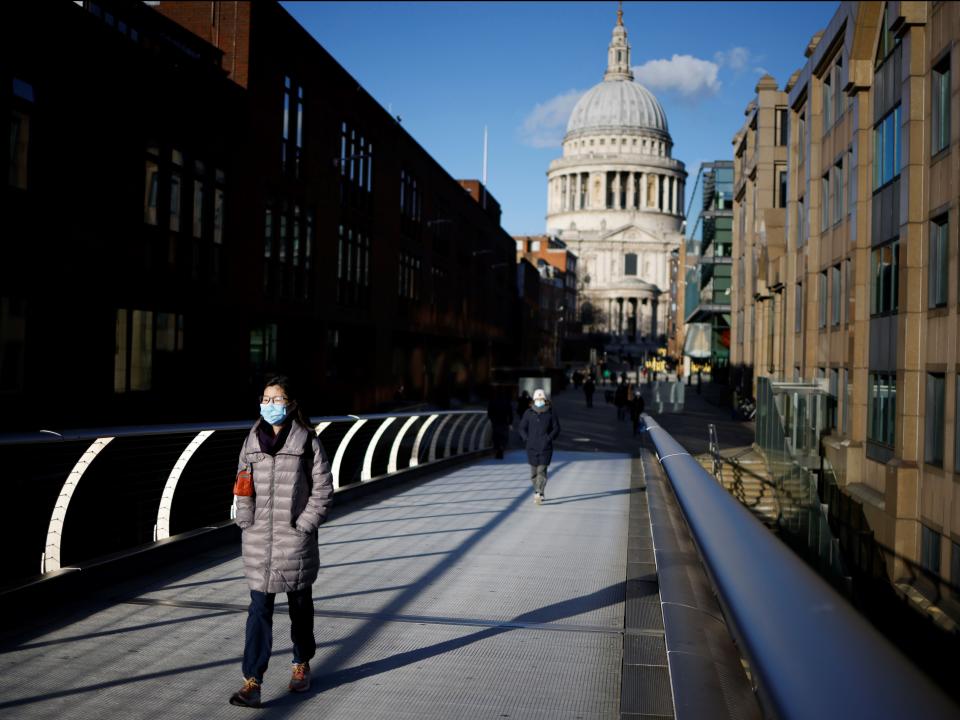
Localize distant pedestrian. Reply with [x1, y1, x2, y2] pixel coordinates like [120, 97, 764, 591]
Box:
[487, 388, 513, 459]
[629, 385, 645, 435]
[230, 376, 334, 708]
[583, 375, 596, 408]
[614, 380, 628, 421]
[518, 388, 561, 505]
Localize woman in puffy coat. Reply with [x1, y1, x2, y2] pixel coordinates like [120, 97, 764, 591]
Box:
[229, 376, 334, 708]
[518, 388, 561, 505]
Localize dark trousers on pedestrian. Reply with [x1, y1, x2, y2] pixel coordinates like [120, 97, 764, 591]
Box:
[529, 464, 548, 494]
[585, 393, 593, 408]
[243, 587, 316, 683]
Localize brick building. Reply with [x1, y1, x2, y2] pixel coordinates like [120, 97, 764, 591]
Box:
[0, 0, 517, 431]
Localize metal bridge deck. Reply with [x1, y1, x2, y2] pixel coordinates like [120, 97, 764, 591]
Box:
[0, 446, 647, 719]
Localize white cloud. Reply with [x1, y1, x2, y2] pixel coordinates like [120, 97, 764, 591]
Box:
[714, 47, 751, 71]
[520, 89, 585, 148]
[632, 55, 721, 99]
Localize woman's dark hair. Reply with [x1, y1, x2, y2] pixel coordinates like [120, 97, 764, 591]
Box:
[263, 375, 312, 430]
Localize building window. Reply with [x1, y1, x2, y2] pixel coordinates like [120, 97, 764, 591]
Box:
[797, 196, 806, 247]
[925, 372, 945, 466]
[831, 264, 841, 326]
[845, 258, 852, 325]
[841, 367, 850, 435]
[399, 168, 420, 221]
[795, 282, 803, 332]
[929, 215, 948, 308]
[873, 105, 901, 189]
[871, 240, 899, 315]
[624, 253, 637, 276]
[170, 149, 183, 232]
[336, 224, 371, 307]
[833, 157, 843, 224]
[398, 252, 421, 300]
[797, 111, 806, 166]
[955, 375, 960, 473]
[775, 165, 787, 209]
[249, 323, 278, 377]
[821, 173, 830, 231]
[213, 169, 225, 245]
[144, 146, 160, 226]
[192, 161, 205, 239]
[775, 107, 788, 146]
[832, 56, 844, 123]
[867, 371, 896, 447]
[921, 525, 941, 576]
[114, 309, 155, 393]
[951, 541, 960, 599]
[822, 71, 832, 130]
[530, 239, 541, 252]
[933, 54, 950, 155]
[828, 368, 839, 430]
[818, 270, 828, 328]
[0, 297, 26, 394]
[8, 78, 34, 190]
[281, 76, 303, 177]
[847, 147, 854, 216]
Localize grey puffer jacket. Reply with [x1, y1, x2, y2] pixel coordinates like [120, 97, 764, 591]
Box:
[235, 420, 334, 594]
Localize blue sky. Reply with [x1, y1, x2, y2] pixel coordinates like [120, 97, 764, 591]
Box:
[281, 1, 836, 236]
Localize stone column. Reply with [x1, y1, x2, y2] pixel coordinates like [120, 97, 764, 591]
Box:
[656, 175, 663, 211]
[672, 177, 679, 215]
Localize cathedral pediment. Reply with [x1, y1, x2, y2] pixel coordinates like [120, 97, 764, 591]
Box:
[600, 223, 660, 243]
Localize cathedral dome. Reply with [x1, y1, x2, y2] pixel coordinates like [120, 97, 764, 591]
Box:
[566, 80, 668, 137]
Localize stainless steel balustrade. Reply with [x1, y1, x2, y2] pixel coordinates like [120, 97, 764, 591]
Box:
[0, 410, 491, 579]
[642, 414, 959, 720]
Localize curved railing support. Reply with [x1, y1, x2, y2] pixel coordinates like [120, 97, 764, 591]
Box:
[429, 415, 454, 462]
[361, 417, 396, 482]
[444, 414, 468, 458]
[332, 419, 367, 490]
[388, 416, 420, 473]
[155, 430, 214, 541]
[410, 414, 439, 467]
[43, 437, 114, 573]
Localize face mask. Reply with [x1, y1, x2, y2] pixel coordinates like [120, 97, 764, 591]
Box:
[534, 400, 545, 408]
[260, 403, 287, 425]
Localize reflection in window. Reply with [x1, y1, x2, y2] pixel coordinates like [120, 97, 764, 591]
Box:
[929, 216, 948, 308]
[867, 371, 896, 447]
[926, 373, 945, 466]
[144, 159, 159, 225]
[933, 55, 950, 155]
[192, 161, 205, 239]
[873, 105, 901, 189]
[170, 150, 183, 232]
[871, 240, 899, 315]
[921, 525, 941, 575]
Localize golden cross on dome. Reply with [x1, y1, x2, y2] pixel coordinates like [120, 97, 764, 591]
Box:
[617, 1, 623, 26]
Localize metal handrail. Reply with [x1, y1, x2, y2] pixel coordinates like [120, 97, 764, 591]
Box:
[2, 409, 491, 579]
[0, 408, 485, 446]
[642, 414, 959, 720]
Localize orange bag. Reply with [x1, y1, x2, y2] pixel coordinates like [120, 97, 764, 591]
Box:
[234, 467, 254, 497]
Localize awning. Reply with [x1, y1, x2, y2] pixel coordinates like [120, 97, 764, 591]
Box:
[683, 323, 712, 359]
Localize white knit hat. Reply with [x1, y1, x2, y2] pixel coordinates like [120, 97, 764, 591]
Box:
[533, 388, 547, 401]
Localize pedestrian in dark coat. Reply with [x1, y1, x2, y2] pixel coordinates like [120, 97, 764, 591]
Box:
[518, 388, 561, 505]
[614, 381, 628, 421]
[487, 388, 513, 459]
[583, 375, 596, 408]
[230, 376, 334, 708]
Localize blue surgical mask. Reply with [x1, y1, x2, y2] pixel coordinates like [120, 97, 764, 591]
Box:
[534, 399, 545, 408]
[260, 403, 287, 425]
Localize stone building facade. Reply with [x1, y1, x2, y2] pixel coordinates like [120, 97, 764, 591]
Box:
[546, 7, 686, 346]
[731, 1, 960, 617]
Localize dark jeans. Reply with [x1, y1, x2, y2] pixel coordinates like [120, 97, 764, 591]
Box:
[243, 587, 316, 683]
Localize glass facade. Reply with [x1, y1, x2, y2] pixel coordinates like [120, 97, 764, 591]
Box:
[684, 162, 733, 366]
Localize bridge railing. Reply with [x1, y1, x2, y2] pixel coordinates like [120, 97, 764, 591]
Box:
[642, 413, 958, 720]
[1, 410, 491, 584]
